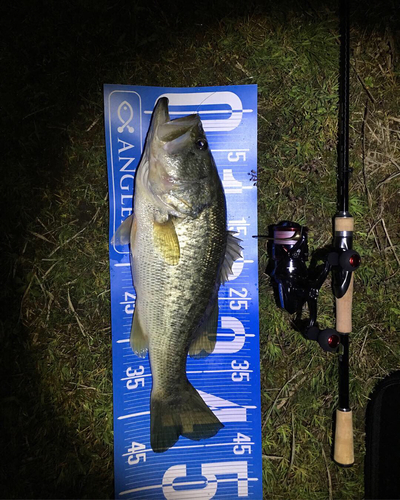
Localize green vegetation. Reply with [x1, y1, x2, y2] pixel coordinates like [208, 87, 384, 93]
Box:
[1, 0, 399, 498]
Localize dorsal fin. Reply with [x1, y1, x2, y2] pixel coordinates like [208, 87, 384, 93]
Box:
[220, 231, 243, 284]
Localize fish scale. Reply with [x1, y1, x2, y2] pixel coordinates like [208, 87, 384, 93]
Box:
[137, 209, 226, 390]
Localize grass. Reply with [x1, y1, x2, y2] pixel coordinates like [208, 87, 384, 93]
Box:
[1, 0, 399, 498]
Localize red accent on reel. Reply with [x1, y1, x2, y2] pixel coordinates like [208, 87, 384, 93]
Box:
[328, 335, 340, 348]
[349, 254, 361, 268]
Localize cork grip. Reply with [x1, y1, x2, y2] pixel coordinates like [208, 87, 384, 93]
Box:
[335, 217, 354, 334]
[334, 409, 354, 466]
[335, 216, 354, 232]
[336, 275, 353, 333]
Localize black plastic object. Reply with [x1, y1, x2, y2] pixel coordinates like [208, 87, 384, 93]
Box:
[332, 229, 360, 298]
[267, 221, 309, 315]
[267, 221, 360, 319]
[339, 249, 361, 272]
[264, 220, 361, 355]
[365, 371, 400, 499]
[304, 327, 341, 353]
[318, 328, 341, 353]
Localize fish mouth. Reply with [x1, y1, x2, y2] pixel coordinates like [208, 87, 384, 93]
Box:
[144, 98, 205, 217]
[151, 97, 201, 148]
[150, 97, 170, 130]
[158, 114, 201, 143]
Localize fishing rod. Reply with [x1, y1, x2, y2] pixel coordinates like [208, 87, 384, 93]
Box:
[256, 0, 360, 466]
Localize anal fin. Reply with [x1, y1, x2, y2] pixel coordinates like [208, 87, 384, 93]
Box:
[130, 309, 148, 358]
[189, 300, 218, 359]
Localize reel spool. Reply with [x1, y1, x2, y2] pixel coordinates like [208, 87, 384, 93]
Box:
[262, 220, 361, 353]
[268, 221, 309, 315]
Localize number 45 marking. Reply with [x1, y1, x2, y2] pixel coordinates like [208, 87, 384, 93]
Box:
[127, 441, 146, 465]
[233, 432, 253, 455]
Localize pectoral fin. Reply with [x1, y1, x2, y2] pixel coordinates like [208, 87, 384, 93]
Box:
[112, 214, 136, 248]
[189, 300, 219, 359]
[220, 231, 243, 284]
[130, 309, 148, 357]
[153, 217, 180, 265]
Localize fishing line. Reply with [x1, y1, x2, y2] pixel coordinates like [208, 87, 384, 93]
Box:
[195, 91, 219, 114]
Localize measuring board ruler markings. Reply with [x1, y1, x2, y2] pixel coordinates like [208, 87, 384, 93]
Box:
[104, 84, 262, 499]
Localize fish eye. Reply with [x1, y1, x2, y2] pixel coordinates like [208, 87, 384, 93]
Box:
[195, 139, 208, 150]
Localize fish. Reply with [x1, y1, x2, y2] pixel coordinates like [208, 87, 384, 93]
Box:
[113, 97, 242, 452]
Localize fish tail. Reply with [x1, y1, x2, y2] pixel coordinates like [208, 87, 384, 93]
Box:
[150, 381, 223, 453]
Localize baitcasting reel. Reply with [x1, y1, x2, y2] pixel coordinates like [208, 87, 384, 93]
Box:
[261, 221, 360, 352]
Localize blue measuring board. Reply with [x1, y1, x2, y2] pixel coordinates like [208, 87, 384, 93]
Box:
[104, 84, 262, 500]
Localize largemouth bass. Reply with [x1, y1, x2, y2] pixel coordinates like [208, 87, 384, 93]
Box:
[114, 97, 242, 452]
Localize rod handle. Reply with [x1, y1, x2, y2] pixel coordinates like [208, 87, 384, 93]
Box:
[336, 275, 353, 333]
[334, 409, 354, 466]
[334, 216, 354, 333]
[334, 216, 354, 232]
